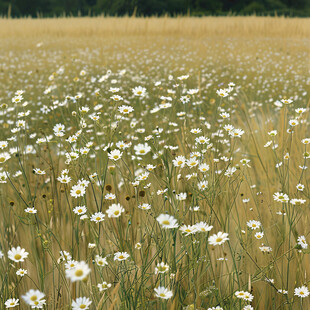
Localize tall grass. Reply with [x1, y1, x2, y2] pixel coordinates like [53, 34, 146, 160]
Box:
[0, 17, 309, 309]
[0, 16, 309, 38]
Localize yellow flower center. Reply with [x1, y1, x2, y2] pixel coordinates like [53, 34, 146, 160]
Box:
[14, 254, 22, 260]
[75, 269, 83, 277]
[162, 220, 170, 225]
[216, 238, 223, 243]
[30, 295, 37, 301]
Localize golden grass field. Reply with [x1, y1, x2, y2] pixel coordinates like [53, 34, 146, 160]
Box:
[0, 16, 310, 38]
[0, 17, 309, 309]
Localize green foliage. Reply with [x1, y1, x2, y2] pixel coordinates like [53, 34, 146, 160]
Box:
[0, 0, 309, 17]
[242, 2, 266, 14]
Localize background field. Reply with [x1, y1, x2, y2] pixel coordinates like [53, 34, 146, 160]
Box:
[0, 17, 309, 309]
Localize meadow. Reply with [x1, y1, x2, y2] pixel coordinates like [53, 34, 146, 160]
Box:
[0, 16, 309, 309]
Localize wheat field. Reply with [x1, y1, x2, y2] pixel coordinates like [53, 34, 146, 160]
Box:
[0, 17, 309, 309]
